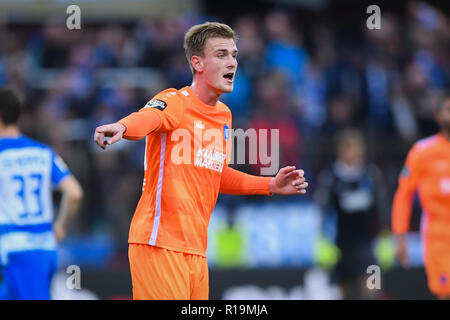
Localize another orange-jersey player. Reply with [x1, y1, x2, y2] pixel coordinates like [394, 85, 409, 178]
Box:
[392, 94, 450, 300]
[93, 22, 309, 300]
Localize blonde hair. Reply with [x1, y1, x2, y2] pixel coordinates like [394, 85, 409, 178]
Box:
[183, 22, 238, 74]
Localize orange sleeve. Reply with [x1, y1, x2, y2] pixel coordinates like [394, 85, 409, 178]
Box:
[391, 144, 422, 234]
[118, 88, 184, 140]
[220, 165, 272, 195]
[119, 109, 162, 140]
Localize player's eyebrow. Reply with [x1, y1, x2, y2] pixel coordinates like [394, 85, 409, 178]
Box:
[215, 48, 238, 55]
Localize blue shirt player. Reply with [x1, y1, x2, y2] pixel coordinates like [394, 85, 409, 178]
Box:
[0, 88, 83, 300]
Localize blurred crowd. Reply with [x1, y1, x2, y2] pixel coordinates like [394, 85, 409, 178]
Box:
[0, 2, 448, 251]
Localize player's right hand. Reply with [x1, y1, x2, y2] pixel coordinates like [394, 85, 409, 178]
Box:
[94, 122, 126, 150]
[53, 222, 66, 243]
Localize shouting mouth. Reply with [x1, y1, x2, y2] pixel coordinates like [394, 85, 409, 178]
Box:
[223, 72, 234, 83]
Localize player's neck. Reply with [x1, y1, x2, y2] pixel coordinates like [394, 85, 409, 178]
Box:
[0, 125, 20, 138]
[441, 130, 450, 142]
[189, 81, 220, 106]
[337, 159, 363, 169]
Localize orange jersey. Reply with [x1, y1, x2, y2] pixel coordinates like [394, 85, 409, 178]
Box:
[119, 86, 271, 257]
[392, 133, 450, 241]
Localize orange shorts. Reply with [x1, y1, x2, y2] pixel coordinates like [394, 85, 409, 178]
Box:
[128, 243, 209, 300]
[424, 240, 450, 296]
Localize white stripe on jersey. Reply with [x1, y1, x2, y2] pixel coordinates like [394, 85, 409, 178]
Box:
[149, 133, 166, 246]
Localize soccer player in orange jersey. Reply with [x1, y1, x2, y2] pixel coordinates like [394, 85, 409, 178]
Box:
[93, 22, 309, 300]
[392, 94, 450, 300]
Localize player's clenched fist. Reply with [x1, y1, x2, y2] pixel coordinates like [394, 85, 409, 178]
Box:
[94, 122, 127, 149]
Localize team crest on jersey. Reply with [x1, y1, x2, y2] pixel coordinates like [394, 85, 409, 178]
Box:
[145, 99, 167, 111]
[223, 124, 230, 141]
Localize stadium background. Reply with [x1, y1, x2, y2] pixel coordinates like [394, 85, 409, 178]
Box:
[0, 0, 448, 299]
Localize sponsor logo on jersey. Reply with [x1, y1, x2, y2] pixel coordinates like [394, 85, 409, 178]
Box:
[194, 148, 226, 173]
[145, 99, 167, 111]
[194, 121, 205, 130]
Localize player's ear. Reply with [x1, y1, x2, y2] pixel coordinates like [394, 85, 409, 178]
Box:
[191, 55, 204, 73]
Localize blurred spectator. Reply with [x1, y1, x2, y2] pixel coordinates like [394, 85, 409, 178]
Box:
[222, 16, 262, 123]
[314, 128, 389, 299]
[324, 95, 359, 135]
[247, 71, 303, 177]
[264, 11, 309, 88]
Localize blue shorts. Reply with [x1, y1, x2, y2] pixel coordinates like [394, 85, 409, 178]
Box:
[0, 250, 58, 300]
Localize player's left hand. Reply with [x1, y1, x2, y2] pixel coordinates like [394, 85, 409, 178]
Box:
[269, 166, 308, 195]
